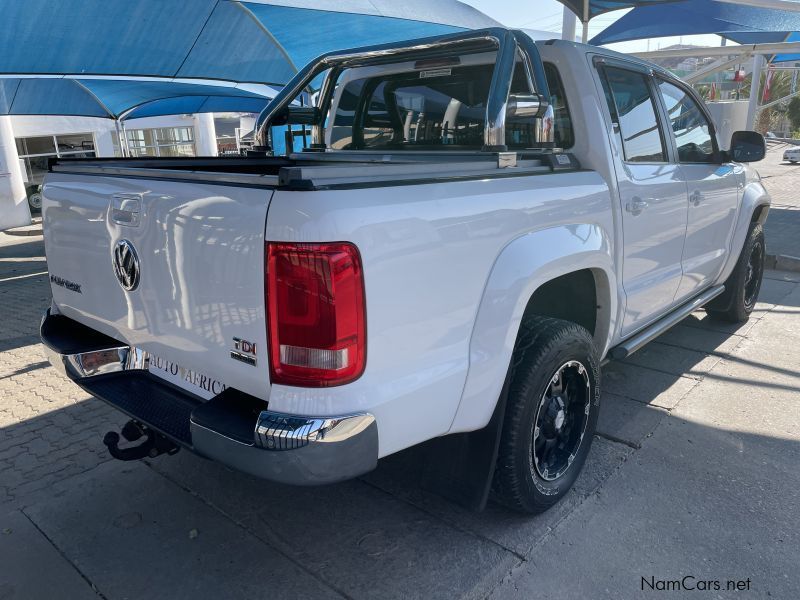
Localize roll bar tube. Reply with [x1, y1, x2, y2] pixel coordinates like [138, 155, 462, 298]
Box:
[254, 28, 551, 152]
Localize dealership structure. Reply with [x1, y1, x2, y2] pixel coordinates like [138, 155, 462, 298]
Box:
[2, 0, 800, 232]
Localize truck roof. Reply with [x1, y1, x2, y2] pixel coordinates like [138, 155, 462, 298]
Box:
[535, 38, 673, 79]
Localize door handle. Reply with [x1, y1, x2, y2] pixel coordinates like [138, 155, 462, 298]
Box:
[689, 191, 704, 207]
[626, 196, 649, 216]
[111, 193, 142, 226]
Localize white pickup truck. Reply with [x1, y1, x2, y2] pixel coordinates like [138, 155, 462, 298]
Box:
[40, 29, 769, 514]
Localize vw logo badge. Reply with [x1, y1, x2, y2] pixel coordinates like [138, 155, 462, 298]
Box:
[112, 239, 140, 291]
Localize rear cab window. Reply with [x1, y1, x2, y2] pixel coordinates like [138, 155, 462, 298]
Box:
[543, 62, 574, 149]
[327, 52, 562, 151]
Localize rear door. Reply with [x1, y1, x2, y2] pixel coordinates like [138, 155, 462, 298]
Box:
[599, 64, 689, 337]
[42, 170, 273, 400]
[654, 78, 739, 301]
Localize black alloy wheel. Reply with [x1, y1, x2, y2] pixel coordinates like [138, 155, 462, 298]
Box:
[531, 360, 591, 482]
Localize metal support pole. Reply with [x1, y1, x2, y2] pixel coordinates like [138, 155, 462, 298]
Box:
[119, 120, 132, 157]
[747, 53, 766, 130]
[561, 6, 576, 42]
[582, 1, 590, 44]
[114, 119, 127, 157]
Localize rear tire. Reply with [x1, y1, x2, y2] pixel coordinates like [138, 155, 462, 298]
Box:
[706, 222, 765, 323]
[494, 316, 600, 514]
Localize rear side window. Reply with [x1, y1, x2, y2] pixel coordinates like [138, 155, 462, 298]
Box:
[657, 79, 717, 163]
[600, 67, 666, 163]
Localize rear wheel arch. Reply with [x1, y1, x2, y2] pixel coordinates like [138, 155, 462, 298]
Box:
[519, 267, 612, 351]
[451, 226, 615, 436]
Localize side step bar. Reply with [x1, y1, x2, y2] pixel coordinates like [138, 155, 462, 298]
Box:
[609, 285, 725, 360]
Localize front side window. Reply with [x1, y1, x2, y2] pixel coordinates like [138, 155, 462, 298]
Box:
[657, 80, 716, 163]
[600, 67, 666, 163]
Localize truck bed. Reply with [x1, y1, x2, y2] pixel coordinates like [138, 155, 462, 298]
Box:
[51, 150, 580, 191]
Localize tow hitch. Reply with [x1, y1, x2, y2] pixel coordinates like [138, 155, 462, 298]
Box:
[103, 420, 180, 461]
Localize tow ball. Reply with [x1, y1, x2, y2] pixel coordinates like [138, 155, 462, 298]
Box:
[103, 420, 180, 461]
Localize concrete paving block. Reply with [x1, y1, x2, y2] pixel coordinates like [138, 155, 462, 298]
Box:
[743, 327, 800, 365]
[362, 437, 632, 558]
[0, 509, 98, 600]
[24, 462, 341, 600]
[654, 324, 742, 355]
[676, 339, 800, 429]
[602, 362, 698, 409]
[672, 375, 800, 455]
[763, 268, 800, 284]
[772, 253, 800, 273]
[621, 341, 720, 379]
[490, 415, 800, 600]
[681, 311, 759, 337]
[597, 392, 668, 449]
[148, 452, 517, 600]
[755, 276, 796, 306]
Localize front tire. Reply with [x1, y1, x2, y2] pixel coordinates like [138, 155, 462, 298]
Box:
[27, 189, 42, 212]
[707, 222, 765, 323]
[494, 316, 600, 514]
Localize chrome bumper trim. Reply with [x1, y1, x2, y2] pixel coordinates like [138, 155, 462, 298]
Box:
[191, 412, 378, 485]
[42, 343, 149, 380]
[254, 411, 376, 450]
[41, 310, 379, 485]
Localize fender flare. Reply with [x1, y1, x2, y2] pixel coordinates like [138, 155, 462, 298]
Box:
[716, 179, 770, 286]
[448, 223, 616, 434]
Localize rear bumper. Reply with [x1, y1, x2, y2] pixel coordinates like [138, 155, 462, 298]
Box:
[40, 309, 378, 485]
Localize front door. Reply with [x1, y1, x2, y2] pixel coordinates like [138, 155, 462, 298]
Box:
[600, 66, 689, 338]
[655, 79, 740, 300]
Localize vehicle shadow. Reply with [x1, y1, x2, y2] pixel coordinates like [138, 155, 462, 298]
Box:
[3, 394, 798, 600]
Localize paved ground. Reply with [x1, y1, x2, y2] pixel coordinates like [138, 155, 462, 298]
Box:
[761, 142, 800, 262]
[1, 154, 799, 599]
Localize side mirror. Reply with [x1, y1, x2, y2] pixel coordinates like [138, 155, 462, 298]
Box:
[729, 130, 766, 162]
[270, 105, 320, 127]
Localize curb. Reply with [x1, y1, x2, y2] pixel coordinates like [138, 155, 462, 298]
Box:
[766, 253, 800, 273]
[3, 226, 43, 237]
[3, 218, 42, 238]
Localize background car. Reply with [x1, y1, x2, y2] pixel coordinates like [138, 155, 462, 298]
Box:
[783, 146, 800, 163]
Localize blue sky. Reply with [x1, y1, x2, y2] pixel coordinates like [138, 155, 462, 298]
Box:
[460, 0, 724, 51]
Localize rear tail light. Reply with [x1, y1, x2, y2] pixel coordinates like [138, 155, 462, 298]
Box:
[266, 242, 366, 387]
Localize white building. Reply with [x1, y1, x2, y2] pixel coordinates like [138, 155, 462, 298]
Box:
[0, 112, 257, 230]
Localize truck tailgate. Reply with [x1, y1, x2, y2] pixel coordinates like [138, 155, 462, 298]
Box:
[42, 172, 273, 400]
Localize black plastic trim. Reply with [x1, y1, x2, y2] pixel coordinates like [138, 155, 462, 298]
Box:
[40, 312, 124, 356]
[282, 165, 587, 192]
[76, 371, 200, 446]
[191, 388, 267, 445]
